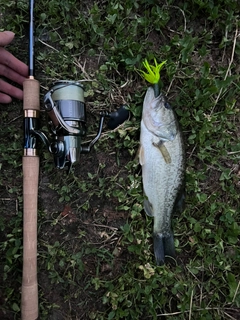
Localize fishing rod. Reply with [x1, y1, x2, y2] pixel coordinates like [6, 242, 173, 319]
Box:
[21, 1, 129, 317]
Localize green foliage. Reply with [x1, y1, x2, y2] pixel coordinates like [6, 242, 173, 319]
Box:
[0, 0, 240, 319]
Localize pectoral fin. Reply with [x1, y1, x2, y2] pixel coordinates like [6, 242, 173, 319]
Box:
[144, 198, 154, 217]
[139, 145, 145, 166]
[153, 140, 171, 164]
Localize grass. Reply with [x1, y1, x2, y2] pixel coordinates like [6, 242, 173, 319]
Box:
[0, 0, 240, 319]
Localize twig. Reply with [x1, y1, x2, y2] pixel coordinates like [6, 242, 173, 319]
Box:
[73, 58, 92, 81]
[166, 50, 183, 95]
[38, 38, 93, 81]
[6, 115, 22, 124]
[189, 289, 193, 320]
[187, 143, 198, 159]
[154, 307, 240, 317]
[82, 222, 118, 231]
[228, 150, 240, 155]
[163, 5, 187, 33]
[224, 311, 239, 320]
[38, 38, 59, 52]
[211, 25, 239, 115]
[232, 280, 240, 304]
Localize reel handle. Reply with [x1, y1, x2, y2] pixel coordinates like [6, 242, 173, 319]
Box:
[107, 105, 129, 130]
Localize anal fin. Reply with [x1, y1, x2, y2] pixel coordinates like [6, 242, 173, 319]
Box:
[174, 192, 185, 214]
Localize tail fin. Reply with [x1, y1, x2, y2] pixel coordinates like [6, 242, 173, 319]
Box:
[153, 232, 176, 265]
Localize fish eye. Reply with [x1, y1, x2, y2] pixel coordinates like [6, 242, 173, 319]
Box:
[164, 102, 171, 109]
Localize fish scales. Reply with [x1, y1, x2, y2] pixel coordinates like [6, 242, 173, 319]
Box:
[140, 86, 185, 265]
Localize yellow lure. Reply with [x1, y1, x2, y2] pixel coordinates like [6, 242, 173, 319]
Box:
[138, 58, 166, 84]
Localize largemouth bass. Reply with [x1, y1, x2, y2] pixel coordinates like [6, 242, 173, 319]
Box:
[139, 86, 185, 265]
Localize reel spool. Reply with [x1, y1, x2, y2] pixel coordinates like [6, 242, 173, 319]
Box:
[40, 80, 129, 171]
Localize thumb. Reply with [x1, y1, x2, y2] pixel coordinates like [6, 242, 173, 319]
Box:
[0, 31, 15, 47]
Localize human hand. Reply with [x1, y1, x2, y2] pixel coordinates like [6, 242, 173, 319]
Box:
[0, 31, 28, 104]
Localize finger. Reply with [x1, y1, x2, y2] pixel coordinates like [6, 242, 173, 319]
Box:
[0, 92, 12, 104]
[0, 31, 15, 46]
[0, 79, 23, 100]
[0, 64, 27, 85]
[0, 47, 28, 77]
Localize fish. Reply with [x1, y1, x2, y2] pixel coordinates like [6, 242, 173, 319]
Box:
[139, 86, 185, 265]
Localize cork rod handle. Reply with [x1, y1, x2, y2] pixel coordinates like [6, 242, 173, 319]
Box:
[21, 78, 40, 320]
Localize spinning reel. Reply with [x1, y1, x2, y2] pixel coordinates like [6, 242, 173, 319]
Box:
[35, 80, 129, 171]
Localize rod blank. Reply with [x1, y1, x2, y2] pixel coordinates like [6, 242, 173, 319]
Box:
[29, 0, 35, 77]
